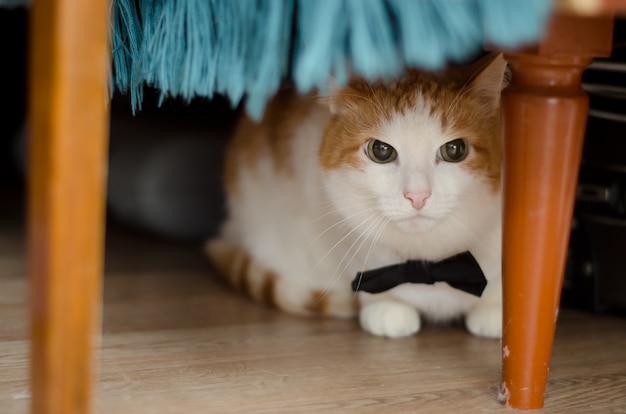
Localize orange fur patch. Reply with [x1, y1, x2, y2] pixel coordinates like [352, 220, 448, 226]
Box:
[306, 290, 329, 315]
[319, 53, 504, 192]
[206, 240, 279, 309]
[225, 89, 318, 196]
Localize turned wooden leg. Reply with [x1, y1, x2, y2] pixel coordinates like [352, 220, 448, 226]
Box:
[501, 53, 590, 409]
[29, 0, 110, 413]
[500, 14, 613, 410]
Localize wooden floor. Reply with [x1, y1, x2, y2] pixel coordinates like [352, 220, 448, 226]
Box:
[1, 213, 626, 413]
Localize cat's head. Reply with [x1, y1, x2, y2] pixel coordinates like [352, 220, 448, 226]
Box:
[319, 53, 506, 238]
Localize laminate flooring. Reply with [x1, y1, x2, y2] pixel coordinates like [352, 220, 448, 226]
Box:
[1, 217, 625, 413]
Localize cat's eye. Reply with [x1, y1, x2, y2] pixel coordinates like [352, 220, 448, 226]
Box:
[438, 138, 469, 163]
[366, 140, 397, 164]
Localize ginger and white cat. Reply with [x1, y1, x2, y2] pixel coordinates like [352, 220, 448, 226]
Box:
[207, 53, 506, 338]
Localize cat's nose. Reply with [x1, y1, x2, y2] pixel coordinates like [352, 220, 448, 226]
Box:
[404, 191, 431, 210]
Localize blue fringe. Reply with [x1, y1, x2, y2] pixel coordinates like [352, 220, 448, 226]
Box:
[293, 0, 552, 95]
[2, 0, 553, 119]
[111, 0, 552, 119]
[112, 0, 294, 119]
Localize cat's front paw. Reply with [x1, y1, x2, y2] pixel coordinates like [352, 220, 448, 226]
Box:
[466, 303, 502, 338]
[359, 301, 420, 338]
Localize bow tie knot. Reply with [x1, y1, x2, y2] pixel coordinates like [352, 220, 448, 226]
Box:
[351, 251, 487, 297]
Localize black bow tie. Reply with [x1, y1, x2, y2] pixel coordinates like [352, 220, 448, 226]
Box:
[351, 251, 487, 297]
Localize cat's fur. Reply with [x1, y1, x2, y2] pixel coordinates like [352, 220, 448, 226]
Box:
[207, 53, 506, 338]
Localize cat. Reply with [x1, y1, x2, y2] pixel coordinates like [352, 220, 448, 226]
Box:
[206, 52, 506, 339]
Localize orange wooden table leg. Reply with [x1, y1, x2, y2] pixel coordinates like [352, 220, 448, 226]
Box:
[500, 14, 613, 409]
[28, 0, 111, 413]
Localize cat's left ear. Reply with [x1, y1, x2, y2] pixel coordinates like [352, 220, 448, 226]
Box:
[468, 53, 508, 109]
[318, 76, 364, 116]
[318, 77, 343, 114]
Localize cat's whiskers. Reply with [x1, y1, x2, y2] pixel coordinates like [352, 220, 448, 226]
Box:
[305, 211, 379, 281]
[329, 214, 386, 282]
[306, 195, 357, 209]
[313, 215, 387, 307]
[309, 196, 378, 211]
[306, 200, 378, 250]
[352, 216, 391, 297]
[271, 194, 377, 230]
[447, 212, 488, 247]
[308, 209, 342, 225]
[308, 200, 375, 224]
[306, 187, 378, 209]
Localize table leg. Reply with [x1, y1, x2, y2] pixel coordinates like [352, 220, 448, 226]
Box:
[499, 13, 614, 409]
[500, 53, 592, 409]
[29, 0, 111, 412]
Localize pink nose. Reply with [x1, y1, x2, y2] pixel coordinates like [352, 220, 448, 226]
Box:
[404, 191, 431, 210]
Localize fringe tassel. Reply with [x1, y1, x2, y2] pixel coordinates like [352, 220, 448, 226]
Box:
[112, 0, 294, 119]
[111, 0, 142, 109]
[108, 0, 552, 119]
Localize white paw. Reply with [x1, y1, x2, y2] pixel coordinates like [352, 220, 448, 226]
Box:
[359, 301, 420, 338]
[466, 303, 502, 338]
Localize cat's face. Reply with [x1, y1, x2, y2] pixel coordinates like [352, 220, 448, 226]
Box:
[319, 54, 505, 236]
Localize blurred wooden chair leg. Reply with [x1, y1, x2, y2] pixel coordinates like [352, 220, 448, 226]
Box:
[28, 0, 111, 413]
[500, 14, 613, 409]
